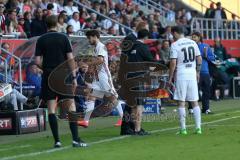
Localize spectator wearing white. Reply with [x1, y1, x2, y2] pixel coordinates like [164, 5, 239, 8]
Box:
[102, 10, 119, 34]
[68, 12, 80, 33]
[4, 88, 28, 111]
[57, 15, 67, 33]
[48, 0, 58, 15]
[64, 0, 79, 17]
[57, 0, 65, 13]
[17, 0, 24, 15]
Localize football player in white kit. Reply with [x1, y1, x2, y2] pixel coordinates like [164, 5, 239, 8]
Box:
[169, 26, 202, 135]
[78, 30, 123, 127]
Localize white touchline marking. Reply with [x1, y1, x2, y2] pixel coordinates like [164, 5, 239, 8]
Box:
[1, 116, 240, 160]
[0, 145, 31, 152]
[212, 110, 240, 117]
[205, 124, 240, 127]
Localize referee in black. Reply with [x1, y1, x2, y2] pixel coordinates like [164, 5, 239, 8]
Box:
[35, 15, 87, 148]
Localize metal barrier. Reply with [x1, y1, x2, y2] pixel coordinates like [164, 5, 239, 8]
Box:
[0, 37, 23, 110]
[191, 17, 240, 39]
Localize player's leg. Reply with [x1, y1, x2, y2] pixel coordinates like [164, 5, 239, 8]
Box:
[62, 98, 87, 147]
[47, 99, 61, 147]
[177, 101, 187, 134]
[187, 80, 202, 134]
[174, 80, 188, 134]
[115, 100, 124, 127]
[78, 98, 95, 128]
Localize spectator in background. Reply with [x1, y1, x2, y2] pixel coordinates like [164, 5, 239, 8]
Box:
[79, 8, 89, 29]
[161, 26, 173, 42]
[48, 0, 58, 15]
[212, 37, 230, 100]
[213, 37, 229, 61]
[57, 14, 67, 33]
[59, 10, 68, 23]
[40, 0, 48, 9]
[160, 40, 170, 65]
[0, 2, 6, 34]
[5, 9, 18, 34]
[102, 10, 119, 34]
[211, 2, 227, 29]
[2, 87, 28, 111]
[17, 0, 24, 15]
[31, 8, 47, 37]
[5, 0, 18, 12]
[17, 15, 27, 37]
[88, 13, 100, 29]
[150, 24, 160, 39]
[64, 0, 79, 17]
[66, 24, 74, 36]
[23, 11, 31, 38]
[68, 12, 80, 33]
[22, 0, 31, 13]
[47, 3, 54, 16]
[204, 2, 215, 18]
[57, 0, 65, 13]
[26, 63, 42, 96]
[0, 42, 15, 82]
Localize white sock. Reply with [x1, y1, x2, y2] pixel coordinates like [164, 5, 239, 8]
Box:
[193, 106, 201, 129]
[116, 101, 123, 118]
[178, 107, 186, 130]
[84, 101, 95, 121]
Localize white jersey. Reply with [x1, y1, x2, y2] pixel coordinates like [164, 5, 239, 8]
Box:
[92, 41, 117, 96]
[93, 41, 111, 79]
[170, 37, 201, 80]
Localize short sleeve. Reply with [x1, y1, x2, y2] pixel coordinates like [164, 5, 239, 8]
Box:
[170, 44, 177, 59]
[97, 45, 108, 58]
[35, 38, 43, 56]
[65, 36, 73, 53]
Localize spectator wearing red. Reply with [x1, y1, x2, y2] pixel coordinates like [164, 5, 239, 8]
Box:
[0, 2, 6, 34]
[23, 0, 31, 13]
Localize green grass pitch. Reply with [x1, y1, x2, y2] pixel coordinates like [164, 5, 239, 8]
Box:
[0, 99, 240, 160]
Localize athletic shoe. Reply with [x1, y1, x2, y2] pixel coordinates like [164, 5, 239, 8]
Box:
[195, 128, 202, 134]
[54, 142, 62, 148]
[72, 139, 88, 147]
[203, 109, 214, 114]
[176, 129, 187, 135]
[114, 119, 122, 127]
[134, 128, 151, 136]
[189, 109, 194, 115]
[77, 121, 89, 128]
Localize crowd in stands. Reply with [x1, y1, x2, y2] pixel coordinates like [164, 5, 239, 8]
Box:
[0, 0, 201, 38]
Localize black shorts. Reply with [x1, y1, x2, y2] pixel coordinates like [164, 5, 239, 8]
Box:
[41, 70, 74, 101]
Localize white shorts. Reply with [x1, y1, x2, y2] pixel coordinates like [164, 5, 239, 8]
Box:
[91, 74, 118, 97]
[173, 80, 199, 101]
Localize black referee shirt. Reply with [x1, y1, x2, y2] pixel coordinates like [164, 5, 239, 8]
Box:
[35, 31, 72, 70]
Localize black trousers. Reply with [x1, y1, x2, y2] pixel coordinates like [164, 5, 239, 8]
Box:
[188, 73, 211, 112]
[199, 74, 211, 112]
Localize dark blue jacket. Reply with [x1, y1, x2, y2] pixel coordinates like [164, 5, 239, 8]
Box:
[198, 43, 215, 75]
